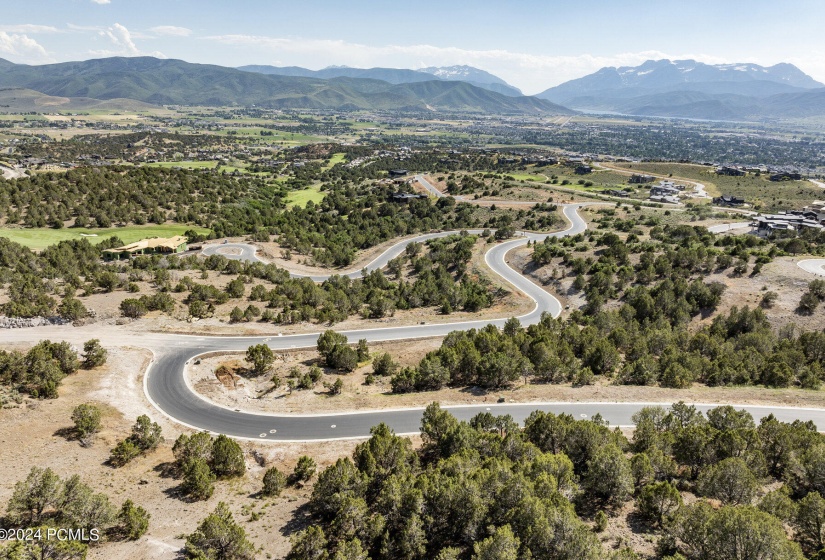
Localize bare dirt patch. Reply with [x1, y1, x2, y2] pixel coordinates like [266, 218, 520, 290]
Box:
[701, 256, 825, 332]
[187, 339, 443, 414]
[251, 233, 429, 276]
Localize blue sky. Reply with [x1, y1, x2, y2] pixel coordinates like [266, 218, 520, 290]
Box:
[2, 0, 824, 94]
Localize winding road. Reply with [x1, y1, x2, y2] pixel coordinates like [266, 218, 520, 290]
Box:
[8, 191, 825, 440]
[137, 201, 825, 441]
[147, 204, 587, 440]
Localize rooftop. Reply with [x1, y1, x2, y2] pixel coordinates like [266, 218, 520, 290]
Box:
[104, 235, 188, 254]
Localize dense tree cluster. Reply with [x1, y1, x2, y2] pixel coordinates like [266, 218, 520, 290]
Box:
[71, 403, 102, 446]
[317, 330, 361, 373]
[0, 338, 104, 399]
[184, 502, 255, 560]
[0, 466, 150, 557]
[0, 166, 279, 231]
[389, 304, 825, 394]
[0, 189, 515, 321]
[288, 403, 825, 559]
[172, 432, 246, 501]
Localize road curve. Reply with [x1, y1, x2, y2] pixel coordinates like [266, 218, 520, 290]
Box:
[142, 204, 825, 440]
[146, 206, 590, 439]
[202, 243, 263, 263]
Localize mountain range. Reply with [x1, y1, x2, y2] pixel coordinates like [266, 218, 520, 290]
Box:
[238, 64, 524, 97]
[0, 57, 562, 115]
[537, 59, 825, 120]
[2, 55, 825, 120]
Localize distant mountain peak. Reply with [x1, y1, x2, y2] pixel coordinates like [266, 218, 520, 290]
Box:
[419, 65, 522, 96]
[602, 59, 824, 89]
[536, 57, 825, 121]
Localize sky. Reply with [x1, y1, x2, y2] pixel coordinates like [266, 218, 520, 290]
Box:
[2, 0, 825, 95]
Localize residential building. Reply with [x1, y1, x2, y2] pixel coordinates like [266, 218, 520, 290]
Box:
[629, 174, 654, 184]
[103, 236, 188, 260]
[715, 166, 745, 176]
[713, 195, 746, 207]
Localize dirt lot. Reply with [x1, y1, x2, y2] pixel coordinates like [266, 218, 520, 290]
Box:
[420, 173, 592, 205]
[0, 345, 365, 559]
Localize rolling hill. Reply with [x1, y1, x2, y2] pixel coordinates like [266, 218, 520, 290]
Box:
[537, 59, 825, 120]
[238, 63, 524, 96]
[0, 57, 569, 115]
[0, 88, 157, 112]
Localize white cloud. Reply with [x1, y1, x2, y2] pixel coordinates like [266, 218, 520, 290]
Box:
[91, 0, 111, 4]
[149, 25, 192, 37]
[0, 25, 59, 34]
[67, 24, 105, 32]
[0, 31, 48, 61]
[203, 34, 741, 93]
[86, 23, 165, 59]
[100, 23, 139, 55]
[784, 53, 825, 86]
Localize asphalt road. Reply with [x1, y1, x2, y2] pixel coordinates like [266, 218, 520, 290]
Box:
[142, 203, 825, 440]
[201, 243, 263, 262]
[415, 174, 446, 198]
[146, 205, 594, 439]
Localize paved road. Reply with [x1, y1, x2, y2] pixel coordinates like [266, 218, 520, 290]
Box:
[10, 201, 825, 440]
[141, 203, 825, 440]
[798, 259, 825, 277]
[201, 243, 263, 263]
[144, 205, 591, 439]
[415, 174, 446, 198]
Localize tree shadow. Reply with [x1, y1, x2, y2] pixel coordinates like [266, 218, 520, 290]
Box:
[280, 502, 313, 538]
[625, 510, 655, 535]
[153, 461, 179, 479]
[231, 366, 260, 380]
[575, 496, 625, 519]
[457, 385, 501, 399]
[53, 426, 77, 441]
[161, 483, 201, 503]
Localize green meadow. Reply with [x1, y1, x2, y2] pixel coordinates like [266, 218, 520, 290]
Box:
[0, 224, 211, 251]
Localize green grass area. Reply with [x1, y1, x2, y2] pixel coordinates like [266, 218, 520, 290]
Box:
[146, 160, 219, 170]
[0, 224, 211, 251]
[498, 166, 649, 202]
[504, 172, 543, 182]
[321, 152, 346, 171]
[286, 185, 326, 208]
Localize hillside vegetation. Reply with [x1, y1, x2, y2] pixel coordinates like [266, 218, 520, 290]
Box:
[0, 57, 571, 115]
